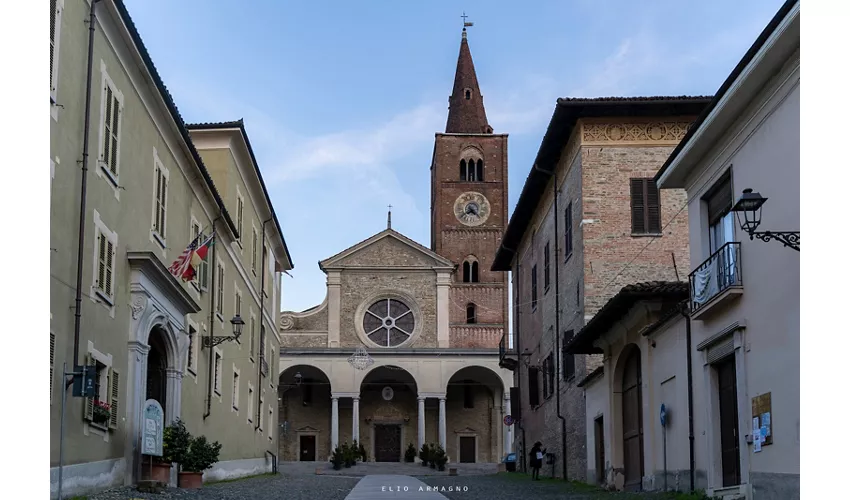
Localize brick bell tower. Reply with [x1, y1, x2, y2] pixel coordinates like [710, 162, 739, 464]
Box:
[430, 26, 508, 348]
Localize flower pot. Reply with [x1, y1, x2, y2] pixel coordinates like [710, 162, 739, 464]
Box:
[332, 463, 342, 471]
[142, 462, 172, 484]
[178, 471, 203, 489]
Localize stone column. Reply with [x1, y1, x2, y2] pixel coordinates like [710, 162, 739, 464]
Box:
[352, 397, 360, 445]
[417, 397, 426, 451]
[165, 368, 183, 424]
[124, 340, 150, 486]
[436, 272, 451, 348]
[504, 394, 513, 454]
[438, 397, 447, 450]
[331, 397, 339, 454]
[327, 272, 341, 347]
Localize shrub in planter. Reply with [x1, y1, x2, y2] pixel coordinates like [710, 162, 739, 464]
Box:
[419, 444, 430, 466]
[429, 443, 438, 468]
[163, 419, 192, 465]
[330, 446, 344, 470]
[404, 443, 417, 463]
[434, 445, 448, 472]
[178, 436, 222, 489]
[359, 441, 368, 462]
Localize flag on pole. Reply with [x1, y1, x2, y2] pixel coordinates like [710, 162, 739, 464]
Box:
[183, 233, 215, 282]
[168, 232, 215, 282]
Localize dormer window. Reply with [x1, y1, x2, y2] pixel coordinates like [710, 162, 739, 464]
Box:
[464, 89, 472, 100]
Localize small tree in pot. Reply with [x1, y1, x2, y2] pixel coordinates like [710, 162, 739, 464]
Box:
[359, 441, 368, 462]
[404, 443, 417, 463]
[330, 446, 344, 470]
[150, 419, 190, 484]
[429, 443, 438, 469]
[419, 443, 430, 466]
[178, 436, 222, 489]
[434, 445, 448, 472]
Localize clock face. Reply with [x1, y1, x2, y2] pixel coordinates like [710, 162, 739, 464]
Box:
[454, 192, 491, 227]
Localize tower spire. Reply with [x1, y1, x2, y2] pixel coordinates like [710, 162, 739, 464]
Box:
[445, 16, 492, 134]
[387, 204, 392, 230]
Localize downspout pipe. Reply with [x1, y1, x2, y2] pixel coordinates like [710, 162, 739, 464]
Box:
[256, 217, 272, 430]
[203, 216, 222, 420]
[515, 259, 526, 473]
[532, 163, 568, 480]
[69, 0, 101, 381]
[679, 300, 695, 492]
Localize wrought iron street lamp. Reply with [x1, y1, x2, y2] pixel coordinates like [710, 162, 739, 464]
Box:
[203, 314, 245, 348]
[731, 188, 800, 251]
[294, 371, 303, 386]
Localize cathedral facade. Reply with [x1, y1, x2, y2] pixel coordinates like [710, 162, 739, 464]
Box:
[277, 28, 514, 464]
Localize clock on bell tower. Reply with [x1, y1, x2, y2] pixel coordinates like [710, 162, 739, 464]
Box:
[430, 26, 508, 349]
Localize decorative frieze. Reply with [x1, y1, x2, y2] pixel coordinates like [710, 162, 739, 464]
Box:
[581, 120, 693, 145]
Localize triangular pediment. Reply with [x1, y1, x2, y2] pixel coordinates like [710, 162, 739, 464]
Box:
[454, 426, 478, 434]
[320, 229, 455, 271]
[296, 425, 320, 433]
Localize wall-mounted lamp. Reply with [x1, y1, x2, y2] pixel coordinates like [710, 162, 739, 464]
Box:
[731, 189, 800, 251]
[294, 371, 303, 386]
[203, 314, 244, 348]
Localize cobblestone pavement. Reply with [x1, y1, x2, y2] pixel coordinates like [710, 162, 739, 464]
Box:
[279, 460, 499, 477]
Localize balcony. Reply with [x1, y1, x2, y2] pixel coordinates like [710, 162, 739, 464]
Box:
[689, 242, 743, 320]
[499, 333, 518, 371]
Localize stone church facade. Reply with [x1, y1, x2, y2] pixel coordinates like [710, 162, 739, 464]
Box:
[277, 27, 514, 464]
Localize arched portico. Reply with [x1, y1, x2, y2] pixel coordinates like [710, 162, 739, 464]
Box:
[446, 365, 509, 463]
[278, 365, 332, 462]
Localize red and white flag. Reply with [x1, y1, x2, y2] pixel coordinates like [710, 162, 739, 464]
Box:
[168, 233, 214, 281]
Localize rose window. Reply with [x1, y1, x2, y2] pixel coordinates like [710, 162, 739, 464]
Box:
[362, 298, 415, 347]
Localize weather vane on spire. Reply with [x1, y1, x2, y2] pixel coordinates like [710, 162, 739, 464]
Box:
[461, 11, 474, 29]
[387, 204, 393, 230]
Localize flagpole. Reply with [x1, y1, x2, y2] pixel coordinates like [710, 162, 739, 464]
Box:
[203, 226, 218, 420]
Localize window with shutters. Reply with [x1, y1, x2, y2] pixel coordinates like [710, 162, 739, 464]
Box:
[50, 332, 56, 404]
[92, 211, 117, 306]
[247, 384, 254, 424]
[83, 345, 119, 431]
[232, 367, 240, 411]
[98, 68, 123, 186]
[151, 156, 168, 247]
[263, 245, 271, 298]
[249, 313, 256, 362]
[214, 349, 222, 396]
[251, 226, 258, 275]
[528, 366, 540, 407]
[259, 391, 265, 432]
[630, 178, 662, 235]
[542, 348, 554, 399]
[268, 405, 274, 440]
[190, 218, 209, 291]
[531, 265, 538, 310]
[215, 260, 225, 322]
[50, 0, 64, 106]
[186, 323, 197, 375]
[544, 242, 551, 292]
[562, 330, 575, 380]
[236, 191, 244, 247]
[564, 202, 573, 261]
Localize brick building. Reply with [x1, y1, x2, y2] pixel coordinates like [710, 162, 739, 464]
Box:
[277, 27, 513, 464]
[493, 97, 710, 480]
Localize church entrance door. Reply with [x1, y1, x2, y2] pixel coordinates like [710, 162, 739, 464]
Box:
[374, 424, 401, 462]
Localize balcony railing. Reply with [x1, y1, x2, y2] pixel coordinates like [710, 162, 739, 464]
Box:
[689, 241, 742, 314]
[499, 333, 517, 370]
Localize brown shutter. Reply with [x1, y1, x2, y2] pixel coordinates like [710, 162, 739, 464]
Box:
[50, 0, 57, 87]
[84, 354, 94, 420]
[630, 179, 646, 233]
[528, 367, 540, 406]
[565, 203, 573, 257]
[50, 333, 56, 403]
[706, 175, 733, 225]
[103, 87, 113, 162]
[646, 180, 662, 233]
[109, 368, 120, 428]
[109, 95, 120, 174]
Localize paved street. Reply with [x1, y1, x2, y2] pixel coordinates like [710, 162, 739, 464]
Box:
[86, 469, 707, 500]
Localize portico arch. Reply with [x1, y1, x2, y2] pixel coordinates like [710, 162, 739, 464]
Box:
[278, 365, 332, 462]
[359, 366, 418, 462]
[446, 365, 507, 463]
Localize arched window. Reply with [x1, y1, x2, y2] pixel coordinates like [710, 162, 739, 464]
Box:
[459, 149, 484, 182]
[463, 258, 479, 283]
[471, 261, 479, 282]
[466, 303, 477, 324]
[459, 159, 467, 181]
[465, 89, 471, 100]
[462, 261, 471, 282]
[476, 159, 484, 181]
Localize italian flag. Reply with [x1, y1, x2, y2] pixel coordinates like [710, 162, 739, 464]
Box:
[182, 233, 215, 282]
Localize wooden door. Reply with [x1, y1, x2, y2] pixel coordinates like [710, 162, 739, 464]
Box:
[459, 436, 476, 463]
[299, 435, 316, 461]
[594, 416, 605, 484]
[717, 357, 741, 487]
[374, 425, 401, 462]
[621, 348, 644, 492]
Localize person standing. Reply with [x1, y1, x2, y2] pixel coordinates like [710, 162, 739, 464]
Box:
[529, 441, 546, 480]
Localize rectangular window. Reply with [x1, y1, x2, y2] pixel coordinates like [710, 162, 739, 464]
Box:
[50, 0, 64, 102]
[269, 405, 274, 440]
[464, 383, 474, 409]
[247, 385, 254, 424]
[232, 369, 240, 410]
[562, 330, 575, 380]
[235, 288, 242, 317]
[214, 351, 222, 395]
[236, 192, 244, 245]
[565, 202, 573, 259]
[544, 242, 551, 292]
[191, 220, 210, 291]
[630, 178, 662, 234]
[83, 350, 119, 430]
[94, 226, 117, 303]
[99, 73, 122, 182]
[531, 265, 538, 310]
[705, 173, 734, 253]
[259, 391, 264, 432]
[187, 325, 197, 374]
[151, 159, 168, 244]
[546, 352, 555, 398]
[528, 367, 540, 407]
[249, 315, 256, 361]
[251, 227, 258, 275]
[216, 261, 225, 319]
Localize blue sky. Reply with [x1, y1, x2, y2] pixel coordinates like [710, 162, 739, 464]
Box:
[125, 0, 783, 313]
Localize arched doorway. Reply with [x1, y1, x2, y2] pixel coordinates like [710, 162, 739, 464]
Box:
[621, 346, 644, 491]
[278, 365, 332, 462]
[360, 365, 418, 462]
[146, 327, 168, 409]
[446, 365, 506, 463]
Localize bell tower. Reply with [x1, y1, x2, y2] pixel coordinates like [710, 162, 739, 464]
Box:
[430, 26, 508, 348]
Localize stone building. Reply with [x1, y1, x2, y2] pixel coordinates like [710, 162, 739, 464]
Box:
[277, 27, 513, 464]
[49, 1, 292, 497]
[492, 96, 710, 479]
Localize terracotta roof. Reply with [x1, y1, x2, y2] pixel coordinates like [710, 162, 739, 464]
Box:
[654, 0, 799, 183]
[639, 302, 685, 337]
[187, 120, 294, 270]
[445, 29, 491, 134]
[564, 281, 689, 355]
[491, 96, 712, 271]
[576, 366, 604, 388]
[112, 1, 239, 239]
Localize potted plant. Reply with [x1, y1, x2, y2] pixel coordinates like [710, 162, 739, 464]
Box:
[178, 435, 222, 489]
[419, 444, 430, 466]
[434, 445, 448, 472]
[405, 443, 417, 463]
[155, 419, 190, 484]
[92, 400, 111, 426]
[429, 443, 437, 469]
[359, 441, 368, 462]
[330, 446, 344, 470]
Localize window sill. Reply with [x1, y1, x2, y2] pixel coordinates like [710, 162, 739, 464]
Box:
[544, 286, 550, 295]
[88, 421, 111, 432]
[214, 390, 221, 397]
[631, 233, 662, 238]
[99, 163, 119, 188]
[94, 289, 115, 307]
[233, 406, 239, 412]
[152, 231, 166, 250]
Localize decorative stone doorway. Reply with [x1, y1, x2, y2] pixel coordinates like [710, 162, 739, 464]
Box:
[373, 424, 402, 462]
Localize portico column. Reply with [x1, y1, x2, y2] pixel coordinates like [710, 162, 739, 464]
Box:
[124, 341, 150, 486]
[438, 397, 447, 450]
[165, 368, 183, 424]
[417, 397, 426, 451]
[352, 397, 360, 444]
[504, 394, 513, 454]
[331, 397, 339, 453]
